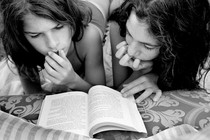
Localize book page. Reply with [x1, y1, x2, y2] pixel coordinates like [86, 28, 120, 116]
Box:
[37, 91, 89, 137]
[87, 85, 147, 136]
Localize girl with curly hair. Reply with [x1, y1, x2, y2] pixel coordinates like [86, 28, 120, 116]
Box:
[109, 0, 210, 103]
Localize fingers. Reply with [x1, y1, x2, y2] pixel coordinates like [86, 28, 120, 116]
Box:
[59, 50, 68, 61]
[115, 41, 128, 59]
[121, 73, 162, 103]
[116, 41, 142, 70]
[152, 89, 162, 102]
[119, 54, 132, 66]
[133, 59, 140, 69]
[43, 61, 60, 80]
[48, 50, 67, 64]
[45, 55, 60, 71]
[43, 50, 68, 83]
[136, 61, 153, 71]
[42, 69, 58, 84]
[135, 88, 153, 103]
[135, 88, 162, 103]
[116, 41, 127, 49]
[122, 83, 145, 97]
[45, 50, 70, 70]
[121, 77, 145, 94]
[116, 46, 127, 59]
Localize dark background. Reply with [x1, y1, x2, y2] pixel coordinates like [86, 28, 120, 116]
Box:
[0, 13, 5, 61]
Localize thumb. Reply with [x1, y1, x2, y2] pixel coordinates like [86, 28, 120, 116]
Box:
[136, 61, 153, 71]
[59, 50, 68, 60]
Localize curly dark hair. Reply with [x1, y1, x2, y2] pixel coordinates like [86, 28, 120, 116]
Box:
[109, 0, 210, 91]
[1, 0, 91, 82]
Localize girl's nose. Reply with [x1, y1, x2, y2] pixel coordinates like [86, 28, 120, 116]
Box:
[46, 33, 59, 49]
[127, 42, 140, 58]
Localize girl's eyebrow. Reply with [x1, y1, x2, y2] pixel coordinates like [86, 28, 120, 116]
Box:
[126, 26, 159, 47]
[24, 24, 61, 34]
[24, 31, 39, 34]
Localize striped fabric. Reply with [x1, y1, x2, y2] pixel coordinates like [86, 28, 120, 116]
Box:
[181, 126, 210, 140]
[0, 110, 98, 140]
[140, 124, 201, 140]
[1, 109, 210, 140]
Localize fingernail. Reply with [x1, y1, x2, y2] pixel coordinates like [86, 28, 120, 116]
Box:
[136, 99, 142, 104]
[122, 84, 128, 87]
[48, 51, 53, 55]
[153, 97, 157, 101]
[153, 97, 158, 102]
[37, 66, 42, 71]
[122, 93, 127, 97]
[121, 89, 125, 93]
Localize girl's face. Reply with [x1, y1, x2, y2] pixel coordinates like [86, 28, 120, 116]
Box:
[23, 14, 73, 56]
[125, 10, 160, 61]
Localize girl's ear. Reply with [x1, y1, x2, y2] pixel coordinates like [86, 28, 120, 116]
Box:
[71, 27, 75, 36]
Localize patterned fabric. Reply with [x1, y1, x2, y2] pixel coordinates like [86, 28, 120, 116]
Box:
[141, 124, 210, 140]
[0, 89, 210, 139]
[141, 124, 198, 140]
[0, 110, 97, 140]
[174, 124, 210, 140]
[1, 109, 210, 140]
[138, 90, 210, 136]
[0, 94, 45, 124]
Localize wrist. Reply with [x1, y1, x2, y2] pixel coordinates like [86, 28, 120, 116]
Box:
[66, 73, 80, 89]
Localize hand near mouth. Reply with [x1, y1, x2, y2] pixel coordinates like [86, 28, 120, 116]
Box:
[115, 41, 153, 71]
[42, 50, 77, 87]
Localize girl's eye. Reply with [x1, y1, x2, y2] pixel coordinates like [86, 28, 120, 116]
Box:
[30, 33, 40, 38]
[55, 24, 64, 30]
[143, 44, 159, 51]
[144, 44, 154, 50]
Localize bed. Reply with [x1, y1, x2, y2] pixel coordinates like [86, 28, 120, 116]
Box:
[0, 13, 210, 140]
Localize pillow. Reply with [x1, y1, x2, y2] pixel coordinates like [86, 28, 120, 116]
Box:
[0, 110, 97, 140]
[141, 124, 198, 140]
[0, 59, 24, 96]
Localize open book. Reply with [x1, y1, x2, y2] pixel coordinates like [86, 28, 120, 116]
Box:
[37, 85, 147, 138]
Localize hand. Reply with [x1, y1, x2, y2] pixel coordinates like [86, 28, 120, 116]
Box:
[115, 41, 153, 71]
[42, 50, 77, 87]
[121, 73, 162, 103]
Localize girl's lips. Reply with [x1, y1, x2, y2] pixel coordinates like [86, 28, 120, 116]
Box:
[51, 50, 59, 55]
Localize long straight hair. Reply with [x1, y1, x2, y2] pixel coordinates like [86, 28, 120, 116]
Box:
[1, 0, 91, 82]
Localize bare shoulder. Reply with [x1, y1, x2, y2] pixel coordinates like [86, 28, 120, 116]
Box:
[110, 0, 125, 14]
[77, 24, 103, 56]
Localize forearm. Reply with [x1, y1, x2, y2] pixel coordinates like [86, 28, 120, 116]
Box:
[116, 71, 147, 91]
[66, 73, 92, 93]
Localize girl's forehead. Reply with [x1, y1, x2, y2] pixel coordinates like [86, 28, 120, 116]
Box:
[23, 14, 57, 32]
[126, 10, 158, 46]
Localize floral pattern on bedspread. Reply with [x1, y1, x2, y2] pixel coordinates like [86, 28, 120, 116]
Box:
[137, 90, 210, 136]
[0, 94, 45, 124]
[0, 90, 210, 138]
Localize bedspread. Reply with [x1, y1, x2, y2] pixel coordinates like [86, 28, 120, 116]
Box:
[0, 89, 210, 139]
